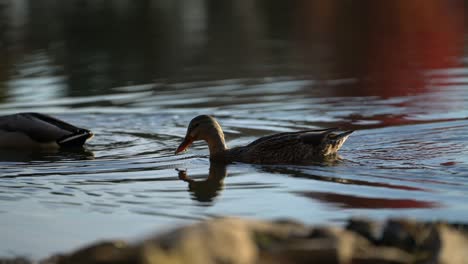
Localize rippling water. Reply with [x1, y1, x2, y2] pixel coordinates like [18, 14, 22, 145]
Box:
[1, 1, 468, 260]
[1, 77, 467, 258]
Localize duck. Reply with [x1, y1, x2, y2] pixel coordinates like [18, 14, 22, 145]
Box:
[175, 115, 353, 164]
[0, 112, 93, 149]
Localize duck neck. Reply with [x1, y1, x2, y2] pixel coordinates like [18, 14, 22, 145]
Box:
[205, 130, 227, 157]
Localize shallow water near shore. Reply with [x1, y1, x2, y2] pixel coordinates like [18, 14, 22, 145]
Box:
[1, 1, 468, 260]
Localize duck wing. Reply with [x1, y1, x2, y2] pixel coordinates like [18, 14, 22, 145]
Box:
[227, 128, 339, 164]
[0, 113, 93, 147]
[245, 127, 338, 148]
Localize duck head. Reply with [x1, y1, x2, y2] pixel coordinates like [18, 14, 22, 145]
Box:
[321, 130, 354, 155]
[175, 115, 226, 154]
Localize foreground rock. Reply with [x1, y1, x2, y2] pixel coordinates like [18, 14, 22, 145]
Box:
[4, 218, 468, 264]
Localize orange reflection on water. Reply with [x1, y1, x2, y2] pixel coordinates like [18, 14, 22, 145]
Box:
[297, 0, 464, 97]
[298, 191, 440, 209]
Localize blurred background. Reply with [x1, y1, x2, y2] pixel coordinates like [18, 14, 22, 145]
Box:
[0, 0, 465, 102]
[0, 0, 467, 260]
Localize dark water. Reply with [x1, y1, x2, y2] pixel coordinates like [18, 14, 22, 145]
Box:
[0, 0, 467, 259]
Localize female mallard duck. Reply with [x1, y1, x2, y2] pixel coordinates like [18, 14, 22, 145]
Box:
[0, 112, 93, 149]
[175, 115, 353, 164]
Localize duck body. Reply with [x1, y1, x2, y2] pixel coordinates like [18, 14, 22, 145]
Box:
[175, 115, 353, 165]
[0, 112, 93, 149]
[216, 129, 352, 164]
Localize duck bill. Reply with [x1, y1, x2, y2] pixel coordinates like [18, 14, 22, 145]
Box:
[336, 130, 354, 140]
[175, 136, 194, 154]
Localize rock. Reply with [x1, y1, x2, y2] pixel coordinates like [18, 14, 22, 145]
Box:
[9, 218, 468, 264]
[436, 223, 468, 264]
[144, 218, 259, 264]
[268, 227, 368, 264]
[0, 257, 31, 264]
[380, 219, 439, 253]
[346, 218, 382, 243]
[40, 241, 136, 264]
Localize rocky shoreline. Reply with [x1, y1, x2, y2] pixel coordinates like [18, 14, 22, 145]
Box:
[3, 218, 468, 264]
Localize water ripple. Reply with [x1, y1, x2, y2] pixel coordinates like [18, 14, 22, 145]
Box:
[0, 77, 467, 260]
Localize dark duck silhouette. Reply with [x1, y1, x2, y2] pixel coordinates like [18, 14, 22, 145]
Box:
[0, 112, 93, 149]
[175, 115, 353, 164]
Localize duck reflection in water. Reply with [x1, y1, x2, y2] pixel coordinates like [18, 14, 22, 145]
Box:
[176, 162, 227, 203]
[176, 155, 344, 203]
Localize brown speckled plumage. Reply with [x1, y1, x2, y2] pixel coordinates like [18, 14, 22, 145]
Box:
[175, 115, 353, 164]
